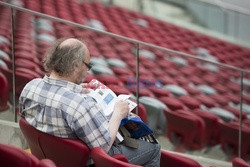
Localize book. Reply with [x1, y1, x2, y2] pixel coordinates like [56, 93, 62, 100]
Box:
[88, 79, 137, 117]
[87, 79, 153, 140]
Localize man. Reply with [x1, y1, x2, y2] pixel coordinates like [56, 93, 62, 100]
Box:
[19, 38, 161, 166]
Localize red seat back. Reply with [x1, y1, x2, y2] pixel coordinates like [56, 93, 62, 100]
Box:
[232, 157, 250, 167]
[19, 118, 90, 167]
[0, 66, 40, 96]
[160, 150, 202, 167]
[104, 147, 203, 167]
[0, 143, 56, 167]
[0, 72, 9, 111]
[131, 103, 147, 123]
[219, 121, 250, 160]
[164, 109, 206, 151]
[193, 109, 220, 146]
[91, 147, 142, 167]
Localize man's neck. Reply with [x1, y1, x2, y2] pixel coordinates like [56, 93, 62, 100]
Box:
[49, 72, 75, 84]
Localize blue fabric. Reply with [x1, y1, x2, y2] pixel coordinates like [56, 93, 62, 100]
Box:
[120, 114, 153, 138]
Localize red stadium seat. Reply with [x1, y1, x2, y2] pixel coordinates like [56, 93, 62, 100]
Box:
[164, 109, 206, 152]
[178, 96, 201, 110]
[219, 121, 250, 160]
[95, 74, 123, 86]
[232, 157, 250, 167]
[91, 147, 142, 167]
[193, 109, 221, 146]
[182, 85, 202, 96]
[159, 97, 185, 111]
[0, 72, 9, 111]
[160, 150, 202, 167]
[131, 103, 147, 123]
[0, 66, 41, 98]
[224, 106, 247, 120]
[150, 87, 172, 98]
[19, 118, 91, 167]
[0, 143, 57, 167]
[111, 85, 131, 96]
[92, 147, 202, 167]
[194, 94, 217, 108]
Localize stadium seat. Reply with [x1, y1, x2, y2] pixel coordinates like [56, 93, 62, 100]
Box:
[130, 103, 147, 123]
[159, 96, 185, 111]
[92, 147, 203, 167]
[0, 72, 9, 111]
[193, 109, 221, 146]
[19, 118, 91, 167]
[111, 85, 131, 96]
[163, 84, 188, 97]
[178, 95, 201, 110]
[224, 106, 247, 120]
[111, 67, 134, 76]
[91, 65, 114, 75]
[3, 58, 45, 76]
[139, 96, 167, 134]
[232, 157, 250, 167]
[150, 87, 172, 98]
[129, 86, 155, 97]
[219, 121, 250, 160]
[95, 74, 123, 86]
[208, 107, 236, 122]
[182, 85, 202, 96]
[0, 143, 57, 167]
[194, 94, 216, 108]
[210, 94, 229, 107]
[243, 119, 250, 127]
[160, 150, 202, 167]
[106, 58, 127, 68]
[91, 147, 142, 167]
[0, 66, 41, 99]
[164, 109, 206, 152]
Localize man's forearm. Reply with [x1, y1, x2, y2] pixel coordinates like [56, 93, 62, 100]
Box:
[107, 115, 121, 151]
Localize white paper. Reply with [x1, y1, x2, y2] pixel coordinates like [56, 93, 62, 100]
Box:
[87, 79, 138, 142]
[88, 79, 137, 117]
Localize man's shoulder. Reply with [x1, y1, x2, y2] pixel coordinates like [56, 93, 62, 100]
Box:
[27, 78, 43, 86]
[22, 78, 42, 91]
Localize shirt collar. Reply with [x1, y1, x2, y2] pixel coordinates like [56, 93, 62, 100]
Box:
[43, 75, 83, 93]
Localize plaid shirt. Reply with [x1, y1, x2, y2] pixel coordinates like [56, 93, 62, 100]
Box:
[19, 75, 111, 153]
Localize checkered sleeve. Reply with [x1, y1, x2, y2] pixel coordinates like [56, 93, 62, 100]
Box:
[69, 96, 111, 152]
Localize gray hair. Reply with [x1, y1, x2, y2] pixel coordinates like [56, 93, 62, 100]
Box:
[43, 38, 87, 77]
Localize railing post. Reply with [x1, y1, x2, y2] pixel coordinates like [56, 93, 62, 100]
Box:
[135, 43, 140, 115]
[238, 71, 244, 158]
[10, 7, 17, 123]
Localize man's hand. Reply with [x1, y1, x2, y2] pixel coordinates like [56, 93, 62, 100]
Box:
[80, 83, 90, 94]
[113, 100, 129, 121]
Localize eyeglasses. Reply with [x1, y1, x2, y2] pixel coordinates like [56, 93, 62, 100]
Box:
[83, 61, 93, 71]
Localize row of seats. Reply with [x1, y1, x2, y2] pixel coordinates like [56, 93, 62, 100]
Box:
[19, 117, 203, 167]
[2, 141, 250, 167]
[0, 0, 250, 161]
[0, 143, 56, 167]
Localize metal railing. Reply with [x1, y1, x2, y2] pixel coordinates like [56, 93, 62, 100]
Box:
[0, 1, 250, 158]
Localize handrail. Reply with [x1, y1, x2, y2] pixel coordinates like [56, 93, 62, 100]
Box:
[0, 1, 250, 74]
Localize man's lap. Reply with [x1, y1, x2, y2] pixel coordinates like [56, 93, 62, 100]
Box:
[108, 139, 161, 166]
